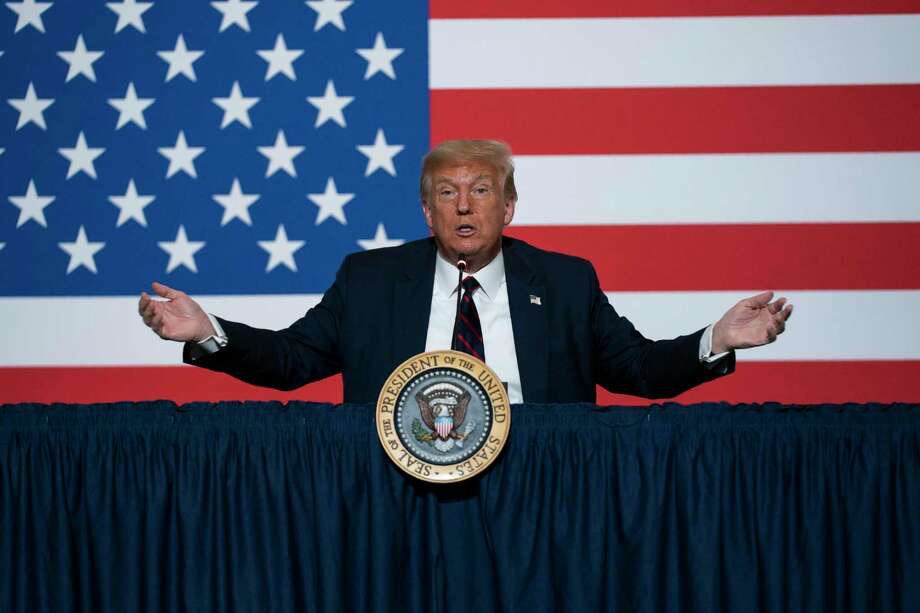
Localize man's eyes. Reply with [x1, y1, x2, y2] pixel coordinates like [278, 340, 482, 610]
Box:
[436, 186, 492, 198]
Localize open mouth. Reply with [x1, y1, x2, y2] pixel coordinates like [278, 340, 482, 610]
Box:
[456, 225, 475, 236]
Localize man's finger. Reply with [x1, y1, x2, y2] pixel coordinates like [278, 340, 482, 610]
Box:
[138, 292, 150, 314]
[744, 291, 774, 308]
[774, 303, 793, 322]
[768, 297, 787, 314]
[772, 311, 785, 326]
[151, 281, 178, 300]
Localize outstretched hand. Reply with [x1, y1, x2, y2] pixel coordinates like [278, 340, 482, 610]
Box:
[138, 281, 214, 343]
[711, 291, 793, 354]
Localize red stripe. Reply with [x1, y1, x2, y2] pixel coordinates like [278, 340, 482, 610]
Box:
[431, 86, 920, 154]
[430, 0, 920, 18]
[0, 366, 343, 405]
[455, 334, 484, 359]
[2, 362, 918, 405]
[599, 360, 920, 405]
[505, 223, 920, 291]
[459, 312, 484, 342]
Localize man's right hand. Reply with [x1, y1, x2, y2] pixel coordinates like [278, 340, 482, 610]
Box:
[138, 281, 215, 343]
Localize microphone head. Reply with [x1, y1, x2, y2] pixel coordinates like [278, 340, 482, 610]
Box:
[456, 253, 468, 271]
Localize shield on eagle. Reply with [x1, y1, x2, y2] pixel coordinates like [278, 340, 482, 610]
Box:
[416, 382, 471, 442]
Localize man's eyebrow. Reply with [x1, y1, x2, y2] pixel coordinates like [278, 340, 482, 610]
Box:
[433, 174, 495, 184]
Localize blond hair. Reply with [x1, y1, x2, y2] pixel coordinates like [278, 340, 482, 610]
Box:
[420, 139, 517, 202]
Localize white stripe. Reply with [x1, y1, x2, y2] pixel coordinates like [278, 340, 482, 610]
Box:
[0, 295, 321, 367]
[512, 153, 920, 225]
[430, 15, 920, 88]
[2, 291, 918, 365]
[607, 290, 920, 361]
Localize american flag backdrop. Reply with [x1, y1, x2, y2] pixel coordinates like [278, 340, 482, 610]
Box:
[1, 1, 918, 405]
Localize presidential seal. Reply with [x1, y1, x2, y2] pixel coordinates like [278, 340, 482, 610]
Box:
[376, 350, 511, 483]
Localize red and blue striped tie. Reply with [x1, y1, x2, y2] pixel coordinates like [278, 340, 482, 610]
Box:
[452, 276, 485, 361]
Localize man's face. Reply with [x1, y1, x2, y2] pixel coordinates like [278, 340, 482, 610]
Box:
[422, 161, 515, 272]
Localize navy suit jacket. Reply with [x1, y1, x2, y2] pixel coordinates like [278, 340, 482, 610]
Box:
[186, 236, 734, 403]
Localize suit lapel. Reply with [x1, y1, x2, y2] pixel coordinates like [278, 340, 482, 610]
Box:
[504, 239, 548, 403]
[393, 239, 437, 362]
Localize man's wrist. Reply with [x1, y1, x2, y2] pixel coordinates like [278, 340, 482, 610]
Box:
[195, 314, 228, 354]
[710, 321, 729, 355]
[700, 323, 731, 364]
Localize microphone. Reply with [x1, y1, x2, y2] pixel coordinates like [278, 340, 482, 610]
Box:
[452, 254, 467, 352]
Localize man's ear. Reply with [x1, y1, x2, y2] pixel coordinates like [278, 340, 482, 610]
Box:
[503, 196, 516, 226]
[421, 199, 433, 228]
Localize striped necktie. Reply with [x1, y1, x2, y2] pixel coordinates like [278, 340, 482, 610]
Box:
[452, 276, 485, 361]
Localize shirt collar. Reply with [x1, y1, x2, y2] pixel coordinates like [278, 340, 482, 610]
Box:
[434, 249, 505, 301]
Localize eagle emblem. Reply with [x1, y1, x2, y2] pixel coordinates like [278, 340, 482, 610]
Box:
[413, 382, 476, 452]
[376, 350, 511, 482]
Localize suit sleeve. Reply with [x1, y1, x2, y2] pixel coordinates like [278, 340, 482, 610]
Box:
[589, 264, 734, 398]
[181, 257, 350, 391]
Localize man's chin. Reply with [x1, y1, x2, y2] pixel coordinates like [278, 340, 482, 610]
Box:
[459, 244, 502, 272]
[434, 237, 500, 270]
[455, 240, 488, 259]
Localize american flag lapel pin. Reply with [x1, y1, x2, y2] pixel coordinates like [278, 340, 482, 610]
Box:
[529, 295, 542, 306]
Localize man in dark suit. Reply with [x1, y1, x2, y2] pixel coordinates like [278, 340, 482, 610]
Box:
[138, 140, 792, 404]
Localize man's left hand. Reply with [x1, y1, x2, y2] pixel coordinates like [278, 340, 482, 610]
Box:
[711, 291, 793, 354]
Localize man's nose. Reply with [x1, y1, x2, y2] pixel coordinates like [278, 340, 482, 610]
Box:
[457, 190, 471, 213]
